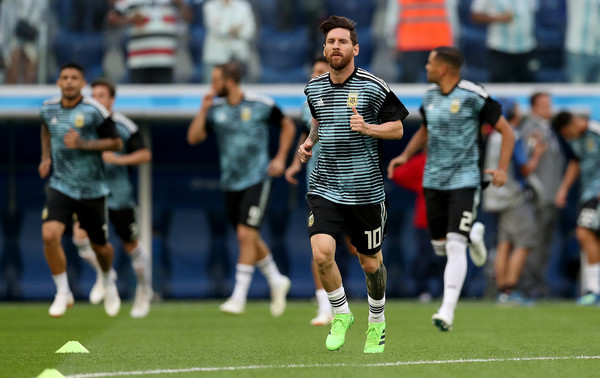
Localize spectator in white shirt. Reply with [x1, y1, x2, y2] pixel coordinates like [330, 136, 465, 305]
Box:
[565, 0, 600, 83]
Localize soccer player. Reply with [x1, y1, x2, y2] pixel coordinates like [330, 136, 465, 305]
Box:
[286, 56, 359, 326]
[299, 16, 408, 353]
[72, 78, 153, 318]
[553, 111, 600, 305]
[387, 47, 514, 331]
[187, 62, 295, 317]
[39, 62, 123, 317]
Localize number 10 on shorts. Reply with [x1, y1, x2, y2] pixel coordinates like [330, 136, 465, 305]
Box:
[364, 227, 382, 250]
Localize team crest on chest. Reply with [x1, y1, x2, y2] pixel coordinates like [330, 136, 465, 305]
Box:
[74, 113, 85, 128]
[586, 137, 596, 152]
[450, 98, 461, 114]
[241, 106, 252, 121]
[347, 92, 358, 108]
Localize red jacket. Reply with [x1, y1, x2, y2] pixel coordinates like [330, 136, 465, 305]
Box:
[391, 152, 428, 229]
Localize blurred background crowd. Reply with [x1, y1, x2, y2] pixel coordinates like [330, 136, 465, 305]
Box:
[0, 0, 596, 85]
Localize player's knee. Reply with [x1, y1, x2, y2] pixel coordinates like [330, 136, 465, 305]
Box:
[312, 248, 334, 270]
[236, 225, 256, 245]
[575, 227, 594, 243]
[360, 259, 381, 274]
[41, 225, 61, 246]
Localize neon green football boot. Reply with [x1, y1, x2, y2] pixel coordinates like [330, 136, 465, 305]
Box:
[326, 312, 354, 351]
[363, 322, 386, 353]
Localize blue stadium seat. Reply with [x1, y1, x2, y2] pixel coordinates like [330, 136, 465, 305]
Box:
[252, 0, 279, 28]
[53, 0, 75, 29]
[259, 65, 307, 83]
[258, 26, 309, 70]
[188, 25, 206, 83]
[354, 26, 374, 69]
[460, 25, 488, 69]
[53, 28, 104, 82]
[324, 0, 376, 28]
[535, 0, 566, 49]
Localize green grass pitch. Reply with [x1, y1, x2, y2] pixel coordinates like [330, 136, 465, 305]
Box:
[2, 300, 600, 377]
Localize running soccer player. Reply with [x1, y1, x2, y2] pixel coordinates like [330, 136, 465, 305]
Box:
[299, 16, 408, 353]
[388, 46, 514, 331]
[39, 62, 122, 317]
[188, 61, 295, 317]
[553, 111, 600, 305]
[72, 78, 154, 318]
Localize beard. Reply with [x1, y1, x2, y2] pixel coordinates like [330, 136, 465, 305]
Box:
[215, 86, 228, 97]
[327, 52, 352, 71]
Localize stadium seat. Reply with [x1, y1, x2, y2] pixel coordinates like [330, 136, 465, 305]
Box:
[53, 28, 105, 82]
[53, 0, 75, 30]
[535, 0, 566, 49]
[354, 26, 374, 69]
[258, 26, 309, 70]
[324, 0, 376, 28]
[259, 65, 307, 84]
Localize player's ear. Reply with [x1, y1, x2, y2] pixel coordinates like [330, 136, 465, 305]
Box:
[353, 43, 359, 57]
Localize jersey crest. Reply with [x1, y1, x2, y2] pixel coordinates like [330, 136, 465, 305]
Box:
[347, 92, 358, 108]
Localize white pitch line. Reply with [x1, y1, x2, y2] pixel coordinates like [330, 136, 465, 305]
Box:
[64, 355, 600, 378]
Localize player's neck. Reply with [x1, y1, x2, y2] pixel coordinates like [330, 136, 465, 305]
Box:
[438, 76, 460, 95]
[330, 62, 355, 84]
[61, 94, 83, 108]
[227, 87, 243, 106]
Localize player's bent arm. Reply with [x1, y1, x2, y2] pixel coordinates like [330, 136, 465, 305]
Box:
[40, 123, 51, 162]
[187, 110, 209, 145]
[78, 137, 123, 151]
[274, 116, 296, 162]
[555, 160, 580, 207]
[494, 116, 515, 174]
[365, 119, 404, 140]
[402, 124, 428, 159]
[104, 148, 152, 166]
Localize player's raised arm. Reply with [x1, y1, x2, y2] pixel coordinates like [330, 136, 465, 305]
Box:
[187, 91, 215, 145]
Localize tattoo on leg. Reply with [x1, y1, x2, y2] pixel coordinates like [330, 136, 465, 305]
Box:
[365, 264, 387, 300]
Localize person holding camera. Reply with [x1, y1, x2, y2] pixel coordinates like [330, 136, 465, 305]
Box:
[0, 0, 48, 84]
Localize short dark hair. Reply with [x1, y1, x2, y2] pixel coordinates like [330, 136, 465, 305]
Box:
[319, 15, 358, 45]
[216, 61, 243, 84]
[91, 78, 116, 98]
[552, 111, 573, 133]
[314, 55, 328, 65]
[432, 46, 463, 69]
[59, 62, 85, 76]
[530, 92, 549, 107]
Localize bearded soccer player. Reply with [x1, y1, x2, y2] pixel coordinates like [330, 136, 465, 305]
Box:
[299, 16, 408, 353]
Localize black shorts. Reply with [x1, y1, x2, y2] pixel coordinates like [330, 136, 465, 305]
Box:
[43, 187, 108, 245]
[307, 194, 387, 255]
[109, 208, 139, 243]
[224, 179, 271, 229]
[577, 198, 600, 233]
[424, 187, 479, 239]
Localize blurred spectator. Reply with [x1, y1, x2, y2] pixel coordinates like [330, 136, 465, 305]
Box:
[202, 0, 256, 83]
[109, 0, 192, 84]
[384, 0, 458, 83]
[565, 0, 600, 83]
[519, 92, 566, 297]
[483, 98, 545, 306]
[0, 0, 48, 84]
[471, 0, 538, 83]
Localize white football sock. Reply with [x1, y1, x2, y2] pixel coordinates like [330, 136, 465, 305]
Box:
[438, 233, 467, 322]
[368, 295, 385, 323]
[256, 254, 284, 286]
[129, 242, 151, 287]
[327, 285, 350, 315]
[52, 272, 71, 294]
[230, 264, 254, 303]
[316, 288, 332, 314]
[585, 263, 600, 294]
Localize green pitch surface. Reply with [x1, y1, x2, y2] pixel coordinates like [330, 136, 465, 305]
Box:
[2, 300, 600, 377]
